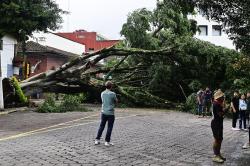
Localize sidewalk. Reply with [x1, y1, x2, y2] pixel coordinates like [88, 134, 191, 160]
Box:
[0, 107, 28, 115]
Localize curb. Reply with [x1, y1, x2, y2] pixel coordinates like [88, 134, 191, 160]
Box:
[0, 107, 28, 116]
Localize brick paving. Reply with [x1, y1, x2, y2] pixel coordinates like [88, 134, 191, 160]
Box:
[0, 108, 249, 166]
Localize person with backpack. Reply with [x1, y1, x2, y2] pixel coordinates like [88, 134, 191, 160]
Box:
[211, 89, 226, 163]
[95, 81, 118, 146]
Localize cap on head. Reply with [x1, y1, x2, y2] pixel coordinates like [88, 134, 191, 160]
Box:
[105, 81, 113, 89]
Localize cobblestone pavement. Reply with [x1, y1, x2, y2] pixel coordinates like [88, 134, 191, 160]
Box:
[0, 108, 249, 166]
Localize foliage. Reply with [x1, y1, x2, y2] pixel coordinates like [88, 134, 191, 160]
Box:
[10, 77, 27, 103]
[0, 0, 65, 40]
[78, 93, 88, 103]
[196, 0, 250, 54]
[188, 80, 202, 92]
[181, 93, 197, 114]
[115, 0, 243, 107]
[226, 55, 250, 93]
[37, 95, 58, 113]
[58, 95, 81, 112]
[37, 94, 91, 113]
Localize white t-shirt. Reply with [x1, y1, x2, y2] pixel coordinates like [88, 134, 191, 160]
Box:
[239, 99, 247, 110]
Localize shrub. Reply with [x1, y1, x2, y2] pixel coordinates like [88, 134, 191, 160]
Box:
[181, 93, 197, 114]
[58, 95, 81, 112]
[37, 95, 58, 113]
[37, 94, 92, 113]
[11, 77, 28, 104]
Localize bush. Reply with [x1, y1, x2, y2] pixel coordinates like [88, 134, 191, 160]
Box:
[37, 95, 58, 113]
[37, 94, 92, 113]
[181, 93, 197, 114]
[11, 77, 28, 104]
[58, 95, 81, 112]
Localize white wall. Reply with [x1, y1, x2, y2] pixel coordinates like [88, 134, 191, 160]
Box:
[0, 35, 17, 78]
[30, 32, 85, 55]
[189, 14, 235, 50]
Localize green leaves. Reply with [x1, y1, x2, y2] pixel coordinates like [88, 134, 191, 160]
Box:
[196, 0, 250, 54]
[0, 0, 65, 40]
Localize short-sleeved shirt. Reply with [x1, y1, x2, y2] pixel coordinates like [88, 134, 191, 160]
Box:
[212, 101, 224, 123]
[101, 89, 117, 115]
[231, 97, 239, 111]
[239, 99, 247, 111]
[197, 90, 204, 104]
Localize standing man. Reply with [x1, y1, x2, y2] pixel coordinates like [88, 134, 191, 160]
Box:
[211, 90, 226, 163]
[95, 81, 118, 146]
[204, 87, 212, 117]
[231, 91, 240, 131]
[197, 88, 204, 117]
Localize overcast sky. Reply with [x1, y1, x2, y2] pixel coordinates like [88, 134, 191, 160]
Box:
[55, 0, 157, 39]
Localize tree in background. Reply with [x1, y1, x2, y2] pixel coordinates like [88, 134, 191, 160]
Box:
[0, 0, 66, 79]
[119, 0, 240, 102]
[196, 0, 250, 54]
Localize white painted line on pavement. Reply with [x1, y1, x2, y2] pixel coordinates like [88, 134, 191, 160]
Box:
[0, 114, 138, 142]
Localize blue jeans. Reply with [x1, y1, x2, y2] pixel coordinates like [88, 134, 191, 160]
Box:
[197, 104, 203, 115]
[96, 113, 115, 142]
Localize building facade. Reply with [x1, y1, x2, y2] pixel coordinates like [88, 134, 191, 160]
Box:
[14, 41, 78, 79]
[189, 12, 235, 50]
[0, 35, 17, 78]
[56, 29, 120, 53]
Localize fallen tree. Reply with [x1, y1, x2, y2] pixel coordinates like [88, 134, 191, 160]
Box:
[20, 45, 179, 107]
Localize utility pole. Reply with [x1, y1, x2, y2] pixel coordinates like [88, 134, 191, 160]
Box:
[0, 51, 4, 110]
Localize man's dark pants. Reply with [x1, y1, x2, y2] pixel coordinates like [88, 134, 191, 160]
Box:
[96, 113, 115, 142]
[232, 111, 239, 128]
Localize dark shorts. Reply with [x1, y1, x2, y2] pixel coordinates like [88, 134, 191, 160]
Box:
[211, 120, 223, 140]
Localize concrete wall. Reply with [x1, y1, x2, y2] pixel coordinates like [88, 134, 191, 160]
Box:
[0, 35, 17, 78]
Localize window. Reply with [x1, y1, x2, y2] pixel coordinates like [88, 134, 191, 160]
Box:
[0, 40, 3, 50]
[89, 48, 94, 51]
[198, 25, 208, 36]
[212, 25, 222, 36]
[77, 35, 85, 38]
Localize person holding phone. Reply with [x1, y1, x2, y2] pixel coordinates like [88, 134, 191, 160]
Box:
[211, 89, 226, 163]
[95, 81, 118, 146]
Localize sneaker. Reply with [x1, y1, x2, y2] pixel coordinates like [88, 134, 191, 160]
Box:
[242, 142, 250, 149]
[232, 127, 240, 131]
[243, 128, 248, 131]
[104, 142, 114, 146]
[212, 156, 224, 163]
[94, 140, 100, 145]
[219, 154, 226, 161]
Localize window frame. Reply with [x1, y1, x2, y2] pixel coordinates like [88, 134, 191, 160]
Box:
[212, 25, 222, 36]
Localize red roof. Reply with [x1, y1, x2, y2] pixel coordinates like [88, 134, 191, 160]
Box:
[56, 30, 120, 53]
